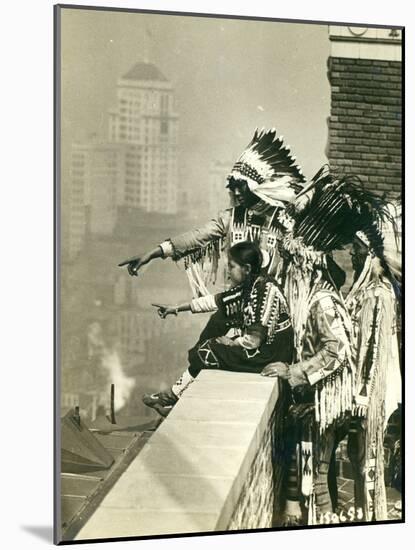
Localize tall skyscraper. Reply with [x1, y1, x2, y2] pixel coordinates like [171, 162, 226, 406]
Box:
[68, 62, 179, 259]
[109, 62, 179, 214]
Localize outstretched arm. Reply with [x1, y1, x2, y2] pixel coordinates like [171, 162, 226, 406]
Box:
[118, 246, 164, 276]
[160, 209, 231, 260]
[152, 293, 219, 319]
[152, 302, 192, 319]
[118, 209, 231, 276]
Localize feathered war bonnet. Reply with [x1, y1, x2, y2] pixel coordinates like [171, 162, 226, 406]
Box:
[226, 128, 306, 207]
[281, 165, 398, 269]
[279, 166, 400, 353]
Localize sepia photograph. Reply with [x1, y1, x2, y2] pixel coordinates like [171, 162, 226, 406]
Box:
[55, 4, 403, 544]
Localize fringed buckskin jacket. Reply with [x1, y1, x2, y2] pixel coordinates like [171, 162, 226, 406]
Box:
[159, 202, 293, 285]
[291, 281, 355, 431]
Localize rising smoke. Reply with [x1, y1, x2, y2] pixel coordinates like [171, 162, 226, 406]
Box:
[87, 322, 136, 412]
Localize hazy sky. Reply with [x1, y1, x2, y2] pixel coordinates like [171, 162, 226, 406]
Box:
[61, 8, 331, 199]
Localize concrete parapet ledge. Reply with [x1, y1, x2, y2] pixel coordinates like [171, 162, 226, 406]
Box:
[76, 370, 279, 540]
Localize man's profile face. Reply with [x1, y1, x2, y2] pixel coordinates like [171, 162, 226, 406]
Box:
[350, 239, 369, 277]
[228, 179, 259, 208]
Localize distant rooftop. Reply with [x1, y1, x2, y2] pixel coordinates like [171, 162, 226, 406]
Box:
[122, 62, 168, 82]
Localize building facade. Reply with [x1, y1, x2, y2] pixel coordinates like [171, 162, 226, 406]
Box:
[69, 141, 129, 258]
[327, 26, 402, 198]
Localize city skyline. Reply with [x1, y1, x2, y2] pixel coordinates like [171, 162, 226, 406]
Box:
[61, 9, 331, 222]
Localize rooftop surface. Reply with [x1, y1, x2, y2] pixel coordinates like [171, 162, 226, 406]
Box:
[60, 412, 160, 542]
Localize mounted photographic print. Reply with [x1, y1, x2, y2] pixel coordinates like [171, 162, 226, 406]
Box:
[54, 4, 403, 544]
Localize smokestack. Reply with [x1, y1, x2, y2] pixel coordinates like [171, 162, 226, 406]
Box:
[74, 406, 81, 428]
[110, 384, 116, 424]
